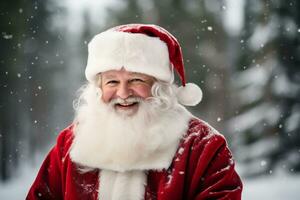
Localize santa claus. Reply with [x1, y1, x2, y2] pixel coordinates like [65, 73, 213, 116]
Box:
[27, 24, 242, 200]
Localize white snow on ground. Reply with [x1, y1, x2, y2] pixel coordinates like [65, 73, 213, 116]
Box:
[0, 163, 39, 199]
[242, 173, 300, 200]
[0, 163, 300, 199]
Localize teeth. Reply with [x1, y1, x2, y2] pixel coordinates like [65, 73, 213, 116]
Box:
[119, 102, 135, 106]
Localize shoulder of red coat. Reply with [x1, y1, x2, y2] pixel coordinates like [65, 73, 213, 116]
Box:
[55, 124, 75, 155]
[182, 117, 226, 144]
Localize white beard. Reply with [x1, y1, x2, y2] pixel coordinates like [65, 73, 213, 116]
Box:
[70, 84, 192, 172]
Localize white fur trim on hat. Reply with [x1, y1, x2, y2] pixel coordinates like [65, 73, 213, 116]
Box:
[177, 83, 203, 106]
[85, 31, 172, 84]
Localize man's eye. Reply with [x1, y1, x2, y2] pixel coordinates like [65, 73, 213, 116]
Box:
[130, 78, 145, 83]
[106, 80, 118, 85]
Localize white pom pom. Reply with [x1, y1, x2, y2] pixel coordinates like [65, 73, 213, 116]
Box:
[176, 83, 203, 106]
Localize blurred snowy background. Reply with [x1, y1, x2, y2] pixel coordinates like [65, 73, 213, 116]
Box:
[0, 0, 299, 199]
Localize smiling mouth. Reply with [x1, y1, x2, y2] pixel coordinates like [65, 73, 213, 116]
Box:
[115, 102, 138, 108]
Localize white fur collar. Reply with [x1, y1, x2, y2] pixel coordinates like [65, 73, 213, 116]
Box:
[98, 170, 146, 200]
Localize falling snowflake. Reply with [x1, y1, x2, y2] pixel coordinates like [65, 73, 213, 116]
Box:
[260, 160, 267, 166]
[3, 33, 13, 39]
[207, 26, 213, 31]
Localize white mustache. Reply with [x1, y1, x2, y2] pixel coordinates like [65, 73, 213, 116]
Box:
[109, 97, 143, 106]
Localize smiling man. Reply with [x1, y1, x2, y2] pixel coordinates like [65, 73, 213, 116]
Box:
[27, 24, 243, 200]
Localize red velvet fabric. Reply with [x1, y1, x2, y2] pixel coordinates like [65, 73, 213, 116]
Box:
[26, 119, 242, 199]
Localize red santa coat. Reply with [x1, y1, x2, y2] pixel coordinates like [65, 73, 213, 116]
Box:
[26, 118, 242, 200]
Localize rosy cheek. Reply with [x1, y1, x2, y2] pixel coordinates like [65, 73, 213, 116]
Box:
[101, 88, 115, 103]
[135, 85, 152, 98]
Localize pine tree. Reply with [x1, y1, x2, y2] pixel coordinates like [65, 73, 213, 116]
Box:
[0, 0, 58, 181]
[228, 0, 300, 177]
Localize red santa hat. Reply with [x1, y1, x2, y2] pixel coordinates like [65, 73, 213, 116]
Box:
[85, 24, 202, 106]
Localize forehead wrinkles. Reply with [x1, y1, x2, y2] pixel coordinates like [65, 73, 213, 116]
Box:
[101, 73, 116, 80]
[130, 72, 152, 80]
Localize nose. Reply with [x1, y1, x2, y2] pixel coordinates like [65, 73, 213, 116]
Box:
[116, 83, 132, 99]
